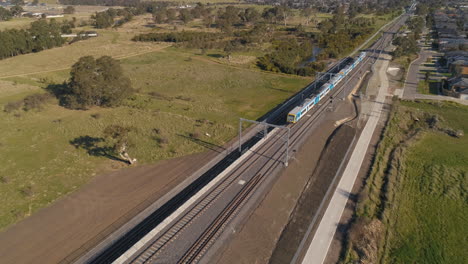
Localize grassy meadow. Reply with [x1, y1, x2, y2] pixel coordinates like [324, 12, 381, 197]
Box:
[417, 80, 440, 95]
[343, 101, 468, 264]
[0, 4, 397, 231]
[0, 15, 309, 230]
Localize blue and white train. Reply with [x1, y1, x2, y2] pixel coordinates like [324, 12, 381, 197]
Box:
[287, 52, 366, 123]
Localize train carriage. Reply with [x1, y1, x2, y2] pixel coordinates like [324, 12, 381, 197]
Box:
[287, 52, 366, 124]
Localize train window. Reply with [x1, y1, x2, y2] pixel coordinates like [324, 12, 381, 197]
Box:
[287, 115, 295, 123]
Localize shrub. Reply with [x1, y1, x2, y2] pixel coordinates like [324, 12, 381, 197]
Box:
[23, 93, 51, 111]
[3, 101, 23, 113]
[189, 132, 200, 139]
[19, 185, 34, 197]
[90, 113, 101, 119]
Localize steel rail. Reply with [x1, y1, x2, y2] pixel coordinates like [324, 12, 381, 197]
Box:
[169, 14, 408, 264]
[128, 34, 389, 263]
[88, 12, 406, 264]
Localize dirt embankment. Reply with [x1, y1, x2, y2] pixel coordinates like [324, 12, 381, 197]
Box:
[269, 123, 357, 264]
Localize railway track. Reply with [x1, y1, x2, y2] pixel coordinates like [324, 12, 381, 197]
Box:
[77, 53, 350, 264]
[79, 11, 408, 264]
[119, 16, 406, 263]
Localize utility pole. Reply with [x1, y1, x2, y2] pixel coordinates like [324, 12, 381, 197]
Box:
[238, 118, 291, 167]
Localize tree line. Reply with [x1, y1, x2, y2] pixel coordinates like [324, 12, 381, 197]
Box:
[59, 0, 141, 6]
[257, 39, 325, 76]
[150, 4, 295, 31]
[92, 7, 142, 28]
[133, 3, 399, 76]
[392, 15, 424, 58]
[316, 6, 380, 58]
[133, 31, 223, 44]
[0, 5, 24, 21]
[133, 24, 275, 50]
[0, 19, 68, 60]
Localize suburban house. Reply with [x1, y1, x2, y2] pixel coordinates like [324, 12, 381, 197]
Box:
[443, 77, 468, 100]
[443, 51, 468, 67]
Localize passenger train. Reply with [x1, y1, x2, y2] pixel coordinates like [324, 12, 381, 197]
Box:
[287, 52, 366, 123]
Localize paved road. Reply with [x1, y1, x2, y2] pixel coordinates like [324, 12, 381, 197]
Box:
[402, 30, 468, 105]
[300, 42, 393, 264]
[402, 31, 435, 99]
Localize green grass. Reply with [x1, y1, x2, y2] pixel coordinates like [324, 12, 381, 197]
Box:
[148, 0, 243, 3]
[417, 80, 440, 95]
[0, 7, 400, 232]
[0, 17, 35, 31]
[0, 30, 163, 78]
[0, 44, 308, 230]
[344, 101, 468, 264]
[383, 101, 468, 264]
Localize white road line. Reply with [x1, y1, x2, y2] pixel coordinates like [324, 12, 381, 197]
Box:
[113, 128, 279, 264]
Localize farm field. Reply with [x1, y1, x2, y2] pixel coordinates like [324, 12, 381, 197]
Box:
[344, 101, 468, 263]
[0, 18, 309, 230]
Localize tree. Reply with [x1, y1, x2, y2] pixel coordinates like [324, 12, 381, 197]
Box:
[277, 6, 292, 26]
[202, 15, 213, 28]
[262, 7, 277, 23]
[32, 0, 39, 5]
[64, 6, 76, 14]
[11, 0, 25, 6]
[179, 9, 192, 24]
[10, 5, 24, 17]
[61, 20, 74, 33]
[65, 56, 133, 108]
[153, 8, 167, 24]
[301, 7, 315, 26]
[415, 4, 428, 16]
[392, 36, 419, 57]
[224, 42, 234, 62]
[0, 7, 12, 21]
[166, 8, 176, 21]
[93, 11, 113, 28]
[103, 125, 136, 165]
[29, 19, 65, 52]
[240, 7, 259, 24]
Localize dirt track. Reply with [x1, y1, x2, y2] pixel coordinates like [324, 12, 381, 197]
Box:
[270, 124, 356, 264]
[0, 151, 217, 264]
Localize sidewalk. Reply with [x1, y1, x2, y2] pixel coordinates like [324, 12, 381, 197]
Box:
[402, 30, 468, 105]
[300, 47, 393, 264]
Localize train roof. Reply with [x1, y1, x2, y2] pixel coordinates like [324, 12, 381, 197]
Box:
[289, 106, 302, 115]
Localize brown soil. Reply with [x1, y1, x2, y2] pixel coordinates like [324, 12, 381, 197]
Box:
[0, 151, 217, 264]
[323, 98, 393, 264]
[270, 124, 357, 264]
[213, 97, 358, 264]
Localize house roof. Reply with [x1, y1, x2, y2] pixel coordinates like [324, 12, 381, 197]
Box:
[445, 51, 468, 57]
[449, 77, 468, 87]
[462, 67, 468, 76]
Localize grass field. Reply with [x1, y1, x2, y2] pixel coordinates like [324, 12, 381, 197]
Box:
[417, 80, 440, 95]
[343, 100, 468, 263]
[0, 7, 396, 231]
[0, 24, 162, 78]
[0, 18, 309, 230]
